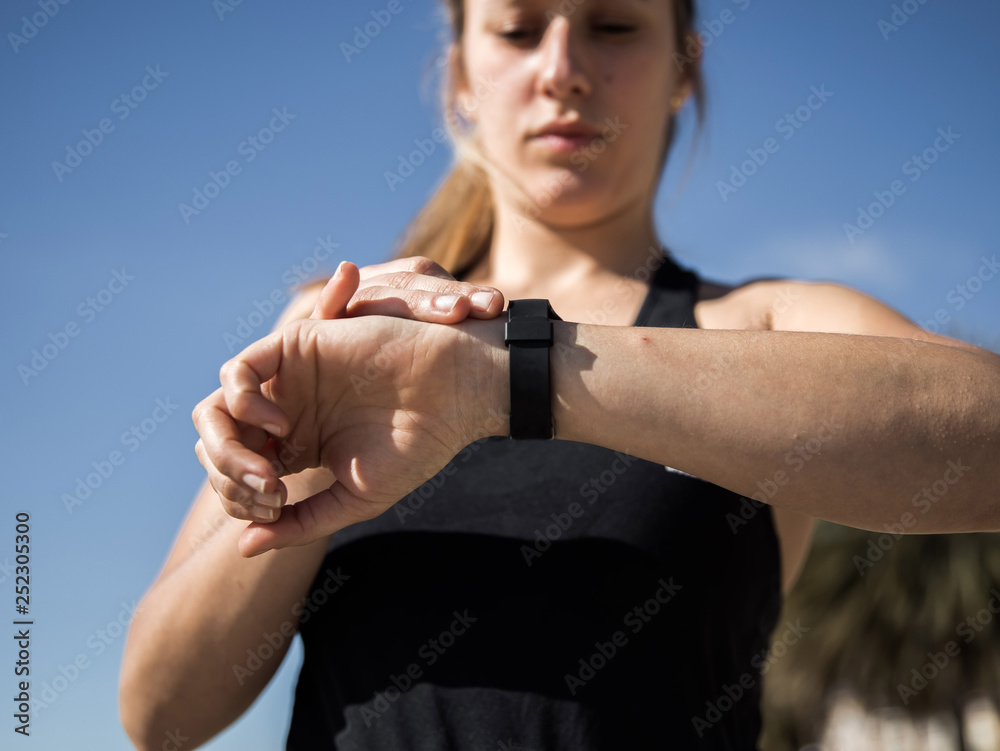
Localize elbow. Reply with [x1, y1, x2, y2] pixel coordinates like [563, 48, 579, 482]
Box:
[119, 672, 201, 751]
[119, 627, 203, 751]
[119, 673, 159, 751]
[119, 656, 170, 751]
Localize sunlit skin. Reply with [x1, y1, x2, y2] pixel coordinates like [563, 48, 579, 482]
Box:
[122, 3, 1000, 749]
[457, 0, 693, 289]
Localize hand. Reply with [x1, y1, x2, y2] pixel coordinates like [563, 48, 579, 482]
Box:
[193, 257, 503, 534]
[332, 255, 504, 323]
[193, 304, 507, 557]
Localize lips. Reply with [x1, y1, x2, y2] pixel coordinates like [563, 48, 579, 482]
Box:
[532, 121, 600, 140]
[530, 121, 603, 153]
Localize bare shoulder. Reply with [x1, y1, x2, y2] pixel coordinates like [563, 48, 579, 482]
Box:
[702, 276, 986, 353]
[693, 276, 802, 331]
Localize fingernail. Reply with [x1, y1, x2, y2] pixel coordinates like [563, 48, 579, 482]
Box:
[434, 294, 460, 312]
[263, 422, 283, 436]
[243, 473, 268, 494]
[252, 506, 277, 522]
[254, 491, 283, 509]
[334, 261, 344, 278]
[470, 291, 494, 310]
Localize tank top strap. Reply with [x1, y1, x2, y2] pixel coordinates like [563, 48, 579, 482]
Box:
[632, 249, 701, 329]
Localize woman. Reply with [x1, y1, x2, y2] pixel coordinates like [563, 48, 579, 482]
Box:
[120, 0, 1000, 748]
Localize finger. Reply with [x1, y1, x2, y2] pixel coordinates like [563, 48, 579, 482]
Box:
[219, 485, 285, 523]
[350, 280, 503, 320]
[193, 387, 285, 494]
[195, 435, 286, 518]
[357, 256, 454, 283]
[359, 269, 501, 307]
[310, 261, 361, 321]
[356, 259, 504, 319]
[348, 285, 475, 323]
[218, 331, 293, 439]
[237, 481, 378, 557]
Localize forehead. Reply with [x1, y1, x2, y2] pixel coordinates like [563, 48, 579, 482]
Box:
[473, 0, 661, 11]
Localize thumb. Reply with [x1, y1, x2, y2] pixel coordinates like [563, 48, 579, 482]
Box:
[310, 261, 360, 320]
[237, 480, 373, 557]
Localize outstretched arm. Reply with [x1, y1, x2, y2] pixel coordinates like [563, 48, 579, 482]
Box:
[547, 317, 1000, 534]
[200, 277, 1000, 554]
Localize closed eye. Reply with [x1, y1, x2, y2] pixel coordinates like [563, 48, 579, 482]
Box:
[497, 23, 637, 45]
[596, 24, 635, 34]
[497, 27, 538, 43]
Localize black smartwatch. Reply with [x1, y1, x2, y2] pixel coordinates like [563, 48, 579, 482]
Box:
[504, 299, 562, 440]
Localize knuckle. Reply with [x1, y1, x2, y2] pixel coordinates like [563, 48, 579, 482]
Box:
[217, 475, 252, 505]
[410, 256, 450, 278]
[351, 285, 381, 303]
[384, 270, 416, 290]
[408, 256, 436, 274]
[223, 499, 253, 521]
[219, 358, 241, 383]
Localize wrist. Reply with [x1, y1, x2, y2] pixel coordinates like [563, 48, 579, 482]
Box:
[453, 317, 510, 442]
[551, 320, 587, 444]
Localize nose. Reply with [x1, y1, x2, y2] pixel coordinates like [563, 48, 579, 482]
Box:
[536, 16, 592, 100]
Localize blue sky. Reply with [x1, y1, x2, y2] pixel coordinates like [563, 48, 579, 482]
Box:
[2, 0, 998, 748]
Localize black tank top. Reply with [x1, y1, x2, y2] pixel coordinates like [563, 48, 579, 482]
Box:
[286, 254, 782, 750]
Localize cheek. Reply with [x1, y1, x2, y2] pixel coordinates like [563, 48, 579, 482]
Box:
[468, 61, 532, 146]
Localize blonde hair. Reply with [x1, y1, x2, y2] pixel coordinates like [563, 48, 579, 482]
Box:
[393, 0, 707, 278]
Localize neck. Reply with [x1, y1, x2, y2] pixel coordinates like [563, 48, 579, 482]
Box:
[464, 191, 664, 295]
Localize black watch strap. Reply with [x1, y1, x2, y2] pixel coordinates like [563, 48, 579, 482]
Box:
[504, 299, 561, 440]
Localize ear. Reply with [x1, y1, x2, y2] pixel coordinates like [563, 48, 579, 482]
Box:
[448, 44, 478, 125]
[670, 30, 701, 111]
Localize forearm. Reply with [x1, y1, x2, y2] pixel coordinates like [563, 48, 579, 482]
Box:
[121, 477, 333, 750]
[467, 317, 1000, 533]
